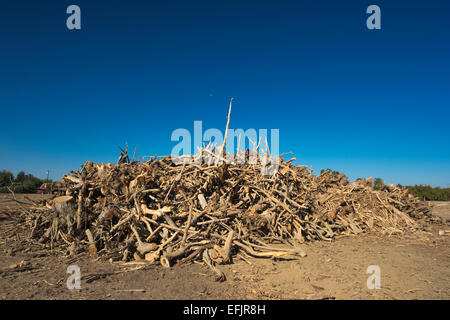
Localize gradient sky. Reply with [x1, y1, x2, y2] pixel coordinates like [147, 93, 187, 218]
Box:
[0, 0, 449, 187]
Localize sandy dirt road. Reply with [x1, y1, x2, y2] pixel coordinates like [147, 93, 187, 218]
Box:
[0, 194, 448, 300]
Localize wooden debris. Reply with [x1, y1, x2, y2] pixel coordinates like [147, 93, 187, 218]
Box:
[17, 143, 434, 280]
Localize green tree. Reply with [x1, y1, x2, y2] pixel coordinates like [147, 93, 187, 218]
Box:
[0, 170, 14, 187]
[16, 171, 25, 183]
[373, 178, 385, 190]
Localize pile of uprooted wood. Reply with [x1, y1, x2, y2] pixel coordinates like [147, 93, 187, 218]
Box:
[21, 145, 433, 280]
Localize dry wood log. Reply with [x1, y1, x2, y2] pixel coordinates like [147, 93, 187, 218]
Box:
[198, 193, 208, 210]
[52, 196, 75, 213]
[85, 229, 97, 255]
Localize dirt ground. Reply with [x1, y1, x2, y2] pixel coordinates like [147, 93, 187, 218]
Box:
[0, 194, 449, 300]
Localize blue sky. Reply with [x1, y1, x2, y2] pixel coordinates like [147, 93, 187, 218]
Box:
[0, 0, 449, 187]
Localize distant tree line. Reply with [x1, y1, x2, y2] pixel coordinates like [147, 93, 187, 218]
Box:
[0, 170, 51, 193]
[403, 185, 450, 201]
[334, 170, 449, 201]
[365, 175, 450, 201]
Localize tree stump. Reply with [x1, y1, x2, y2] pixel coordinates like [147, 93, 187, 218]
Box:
[52, 196, 76, 235]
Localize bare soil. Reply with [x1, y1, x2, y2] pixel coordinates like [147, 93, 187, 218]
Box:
[0, 194, 448, 300]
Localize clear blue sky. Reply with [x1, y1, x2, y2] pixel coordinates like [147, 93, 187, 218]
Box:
[0, 0, 449, 187]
